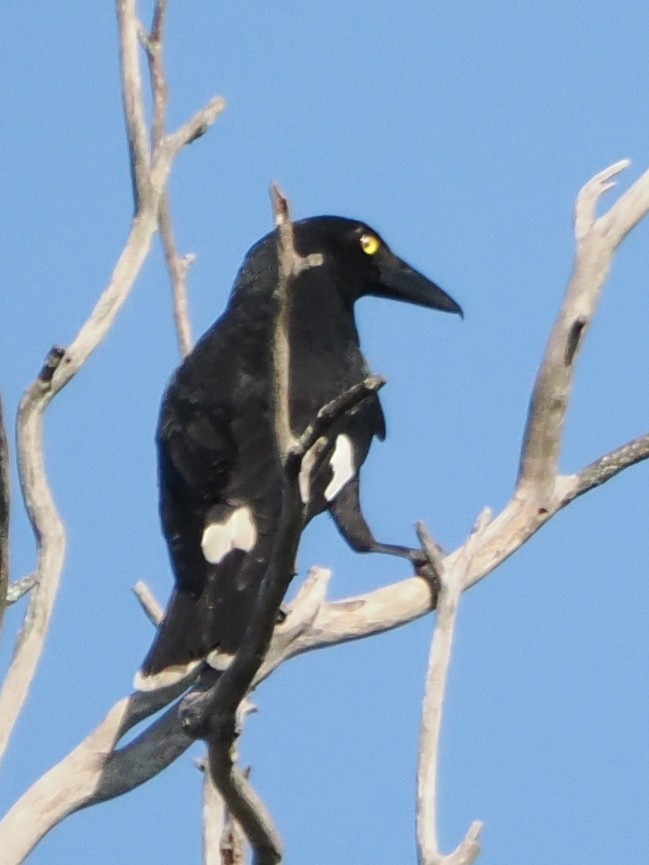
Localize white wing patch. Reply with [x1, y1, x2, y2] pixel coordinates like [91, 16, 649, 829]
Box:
[324, 434, 355, 501]
[201, 506, 257, 564]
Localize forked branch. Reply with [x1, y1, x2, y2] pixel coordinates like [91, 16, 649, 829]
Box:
[0, 394, 9, 633]
[0, 0, 224, 767]
[1, 128, 648, 865]
[518, 159, 649, 495]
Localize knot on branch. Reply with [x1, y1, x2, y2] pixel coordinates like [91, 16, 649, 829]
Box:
[180, 688, 237, 744]
[37, 347, 66, 384]
[564, 315, 587, 366]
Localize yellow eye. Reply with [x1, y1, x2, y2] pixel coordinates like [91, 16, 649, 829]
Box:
[360, 233, 381, 256]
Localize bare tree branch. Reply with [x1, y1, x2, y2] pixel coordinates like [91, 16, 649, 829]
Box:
[0, 393, 9, 633]
[143, 0, 168, 152]
[155, 97, 225, 175]
[0, 566, 405, 865]
[117, 0, 151, 207]
[219, 800, 248, 865]
[132, 580, 164, 626]
[269, 183, 322, 457]
[140, 0, 195, 357]
[0, 0, 224, 768]
[570, 432, 649, 500]
[198, 756, 227, 865]
[178, 187, 318, 865]
[2, 139, 649, 865]
[161, 211, 195, 357]
[207, 744, 282, 865]
[518, 160, 649, 496]
[178, 190, 385, 863]
[0, 355, 68, 765]
[6, 575, 37, 606]
[0, 691, 191, 865]
[198, 698, 254, 865]
[416, 511, 489, 865]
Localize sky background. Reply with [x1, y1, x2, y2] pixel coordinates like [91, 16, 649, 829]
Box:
[1, 2, 649, 863]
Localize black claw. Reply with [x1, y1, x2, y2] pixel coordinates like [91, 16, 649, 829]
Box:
[407, 548, 430, 569]
[407, 544, 444, 607]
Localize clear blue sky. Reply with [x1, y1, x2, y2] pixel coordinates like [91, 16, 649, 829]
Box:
[1, 2, 649, 863]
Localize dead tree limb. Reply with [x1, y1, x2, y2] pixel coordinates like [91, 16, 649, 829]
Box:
[1, 81, 647, 864]
[0, 0, 224, 767]
[518, 159, 649, 495]
[139, 0, 195, 356]
[416, 512, 489, 865]
[5, 575, 37, 607]
[0, 393, 9, 633]
[178, 188, 325, 865]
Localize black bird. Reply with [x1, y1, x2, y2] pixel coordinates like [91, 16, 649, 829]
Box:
[135, 216, 461, 690]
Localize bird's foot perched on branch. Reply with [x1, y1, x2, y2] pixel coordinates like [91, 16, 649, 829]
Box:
[180, 686, 234, 743]
[413, 521, 446, 608]
[405, 547, 442, 607]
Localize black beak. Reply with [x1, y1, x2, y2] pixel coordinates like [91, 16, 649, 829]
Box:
[370, 255, 463, 318]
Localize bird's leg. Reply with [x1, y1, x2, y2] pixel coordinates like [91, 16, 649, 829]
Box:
[329, 478, 434, 571]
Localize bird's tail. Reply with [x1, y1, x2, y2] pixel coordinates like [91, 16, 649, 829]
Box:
[134, 591, 213, 691]
[133, 557, 262, 692]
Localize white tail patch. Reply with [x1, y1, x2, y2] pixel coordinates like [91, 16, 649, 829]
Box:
[206, 649, 235, 671]
[324, 434, 355, 501]
[201, 506, 257, 564]
[133, 658, 201, 692]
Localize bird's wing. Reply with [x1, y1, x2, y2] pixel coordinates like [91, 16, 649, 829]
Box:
[157, 393, 238, 597]
[138, 388, 282, 687]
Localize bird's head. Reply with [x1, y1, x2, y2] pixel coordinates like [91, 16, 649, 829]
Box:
[291, 216, 462, 317]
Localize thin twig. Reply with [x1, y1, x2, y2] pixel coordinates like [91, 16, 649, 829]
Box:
[141, 0, 195, 357]
[270, 184, 323, 457]
[569, 432, 649, 500]
[6, 574, 38, 606]
[0, 393, 9, 632]
[160, 204, 195, 356]
[154, 96, 225, 181]
[132, 580, 164, 626]
[294, 375, 385, 455]
[271, 184, 298, 458]
[146, 0, 168, 152]
[117, 0, 151, 207]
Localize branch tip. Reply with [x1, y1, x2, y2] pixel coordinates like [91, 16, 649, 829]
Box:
[6, 575, 38, 606]
[132, 581, 164, 627]
[416, 521, 445, 581]
[471, 507, 492, 537]
[270, 183, 290, 226]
